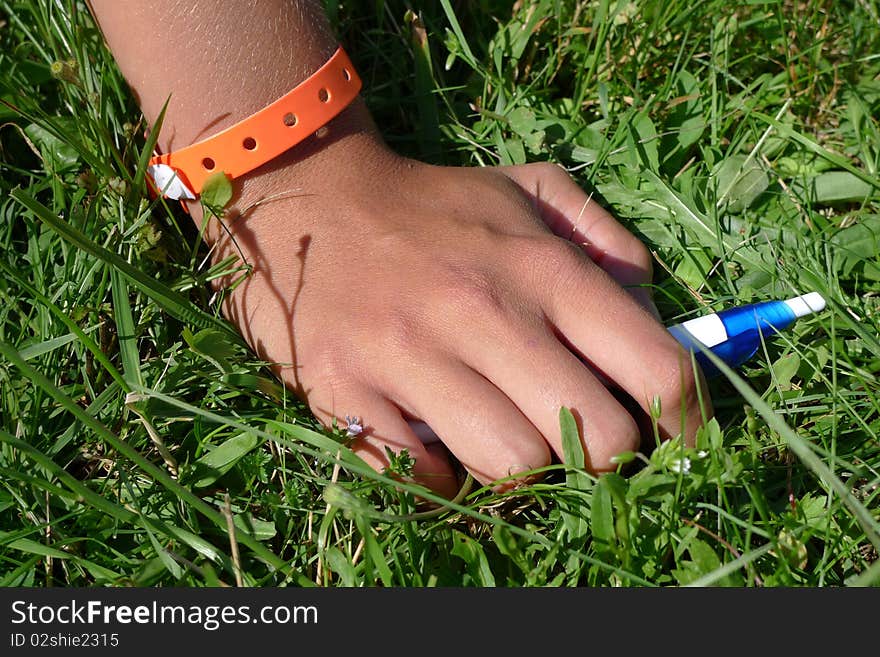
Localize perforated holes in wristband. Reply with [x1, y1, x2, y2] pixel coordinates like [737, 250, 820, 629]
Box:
[146, 47, 362, 200]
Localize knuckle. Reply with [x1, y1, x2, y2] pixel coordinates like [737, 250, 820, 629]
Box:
[309, 348, 358, 396]
[376, 307, 425, 354]
[435, 265, 507, 319]
[531, 236, 592, 293]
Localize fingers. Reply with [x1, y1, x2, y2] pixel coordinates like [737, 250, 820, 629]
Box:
[382, 356, 551, 488]
[528, 237, 711, 444]
[447, 313, 641, 471]
[501, 162, 657, 315]
[308, 388, 459, 498]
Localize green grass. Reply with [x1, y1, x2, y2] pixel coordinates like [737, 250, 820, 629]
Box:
[1, 0, 878, 587]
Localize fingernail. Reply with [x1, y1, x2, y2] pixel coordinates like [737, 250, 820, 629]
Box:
[507, 464, 537, 486]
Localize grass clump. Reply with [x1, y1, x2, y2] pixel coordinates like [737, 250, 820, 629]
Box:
[0, 0, 878, 587]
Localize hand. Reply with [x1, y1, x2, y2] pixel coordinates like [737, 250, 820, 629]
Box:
[205, 107, 711, 497]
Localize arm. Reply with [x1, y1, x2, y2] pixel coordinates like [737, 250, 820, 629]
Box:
[90, 0, 382, 230]
[91, 0, 711, 495]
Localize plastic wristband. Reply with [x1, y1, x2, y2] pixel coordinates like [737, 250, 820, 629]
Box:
[146, 46, 362, 201]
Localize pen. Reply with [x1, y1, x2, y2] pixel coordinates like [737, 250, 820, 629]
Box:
[667, 292, 827, 377]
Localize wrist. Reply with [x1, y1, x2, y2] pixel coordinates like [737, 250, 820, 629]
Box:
[237, 99, 390, 210]
[188, 97, 394, 239]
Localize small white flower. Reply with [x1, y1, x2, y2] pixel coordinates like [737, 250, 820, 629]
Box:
[697, 450, 708, 459]
[669, 457, 692, 474]
[344, 415, 363, 437]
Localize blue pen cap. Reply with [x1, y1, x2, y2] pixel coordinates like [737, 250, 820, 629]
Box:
[669, 293, 826, 376]
[710, 300, 796, 375]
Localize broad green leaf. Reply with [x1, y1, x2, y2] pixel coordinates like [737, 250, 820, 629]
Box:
[503, 137, 526, 164]
[688, 538, 723, 574]
[831, 215, 880, 271]
[639, 169, 716, 241]
[222, 372, 284, 399]
[492, 524, 528, 574]
[508, 107, 537, 137]
[672, 70, 705, 153]
[200, 171, 233, 210]
[674, 249, 713, 289]
[559, 407, 591, 542]
[450, 530, 496, 586]
[184, 327, 237, 374]
[324, 546, 358, 587]
[686, 543, 774, 587]
[110, 268, 143, 387]
[1, 535, 70, 560]
[798, 494, 830, 532]
[777, 152, 835, 177]
[234, 513, 276, 541]
[591, 475, 615, 549]
[76, 560, 122, 584]
[158, 524, 223, 563]
[24, 121, 79, 172]
[143, 521, 184, 580]
[674, 538, 737, 586]
[631, 111, 660, 171]
[560, 407, 586, 476]
[713, 154, 769, 213]
[800, 171, 873, 204]
[354, 515, 393, 586]
[18, 324, 99, 360]
[770, 353, 800, 390]
[192, 432, 261, 488]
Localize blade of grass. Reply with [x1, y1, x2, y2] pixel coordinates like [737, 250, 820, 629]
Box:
[17, 324, 99, 361]
[753, 111, 880, 190]
[0, 259, 129, 391]
[0, 340, 309, 585]
[0, 428, 230, 573]
[559, 407, 591, 542]
[439, 0, 479, 70]
[407, 11, 442, 161]
[110, 268, 143, 387]
[685, 543, 775, 587]
[10, 189, 244, 345]
[700, 345, 880, 552]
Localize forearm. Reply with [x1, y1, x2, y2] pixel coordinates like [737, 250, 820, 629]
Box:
[90, 0, 337, 150]
[90, 0, 385, 231]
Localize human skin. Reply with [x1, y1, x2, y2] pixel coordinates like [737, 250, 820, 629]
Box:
[90, 0, 711, 497]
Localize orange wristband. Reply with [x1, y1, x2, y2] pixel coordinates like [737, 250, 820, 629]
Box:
[146, 46, 362, 201]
